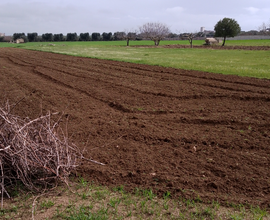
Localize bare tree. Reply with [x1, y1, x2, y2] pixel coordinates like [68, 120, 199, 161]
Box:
[180, 32, 204, 48]
[139, 22, 170, 46]
[186, 33, 196, 48]
[258, 20, 270, 35]
[114, 30, 137, 46]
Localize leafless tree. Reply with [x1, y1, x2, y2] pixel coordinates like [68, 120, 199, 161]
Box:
[114, 30, 137, 46]
[139, 22, 170, 46]
[186, 33, 196, 48]
[258, 20, 270, 35]
[180, 32, 204, 48]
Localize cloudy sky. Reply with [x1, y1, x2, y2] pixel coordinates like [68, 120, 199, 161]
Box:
[0, 0, 269, 35]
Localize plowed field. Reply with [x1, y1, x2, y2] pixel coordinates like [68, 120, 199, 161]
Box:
[161, 45, 270, 50]
[0, 48, 269, 208]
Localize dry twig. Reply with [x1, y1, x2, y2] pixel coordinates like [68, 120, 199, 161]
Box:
[0, 102, 82, 208]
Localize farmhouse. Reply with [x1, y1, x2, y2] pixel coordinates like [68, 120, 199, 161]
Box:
[16, 38, 25, 44]
[205, 37, 220, 45]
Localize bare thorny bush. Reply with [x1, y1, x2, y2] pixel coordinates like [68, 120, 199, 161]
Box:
[0, 101, 98, 209]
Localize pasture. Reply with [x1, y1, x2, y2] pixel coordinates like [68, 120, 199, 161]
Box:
[1, 39, 270, 79]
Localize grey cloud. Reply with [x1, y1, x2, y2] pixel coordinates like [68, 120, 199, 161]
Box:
[0, 0, 269, 35]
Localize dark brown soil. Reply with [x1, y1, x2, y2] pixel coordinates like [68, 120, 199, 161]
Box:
[139, 44, 270, 50]
[0, 48, 269, 208]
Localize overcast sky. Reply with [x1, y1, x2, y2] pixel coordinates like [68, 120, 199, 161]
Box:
[0, 0, 269, 35]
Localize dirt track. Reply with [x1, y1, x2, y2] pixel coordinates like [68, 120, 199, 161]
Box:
[0, 48, 269, 208]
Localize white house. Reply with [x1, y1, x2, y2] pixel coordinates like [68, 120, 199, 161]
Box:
[16, 38, 25, 44]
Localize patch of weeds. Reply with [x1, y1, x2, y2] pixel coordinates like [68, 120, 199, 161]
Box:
[194, 194, 203, 203]
[54, 206, 66, 219]
[92, 190, 109, 200]
[65, 205, 108, 220]
[140, 200, 147, 209]
[112, 185, 125, 193]
[229, 212, 245, 220]
[122, 196, 133, 206]
[40, 200, 55, 209]
[182, 198, 195, 209]
[108, 197, 121, 208]
[250, 205, 268, 219]
[142, 189, 156, 200]
[199, 206, 216, 219]
[163, 200, 169, 210]
[126, 210, 132, 217]
[7, 182, 25, 197]
[234, 203, 245, 212]
[163, 191, 171, 200]
[78, 177, 88, 187]
[81, 192, 90, 200]
[134, 187, 141, 197]
[211, 200, 220, 210]
[0, 205, 18, 216]
[162, 191, 171, 211]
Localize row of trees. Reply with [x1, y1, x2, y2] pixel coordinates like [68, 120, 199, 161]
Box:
[11, 17, 269, 47]
[12, 31, 143, 44]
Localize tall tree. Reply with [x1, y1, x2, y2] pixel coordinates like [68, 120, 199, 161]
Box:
[167, 33, 179, 38]
[113, 31, 137, 46]
[139, 22, 170, 46]
[214, 18, 241, 46]
[27, 33, 38, 42]
[113, 32, 124, 41]
[79, 33, 91, 41]
[66, 33, 78, 41]
[42, 33, 53, 42]
[13, 33, 26, 41]
[92, 33, 101, 41]
[102, 32, 112, 41]
[53, 34, 65, 41]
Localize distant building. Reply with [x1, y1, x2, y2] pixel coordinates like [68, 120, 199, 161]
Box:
[205, 38, 220, 45]
[203, 30, 215, 37]
[16, 38, 25, 44]
[0, 33, 5, 37]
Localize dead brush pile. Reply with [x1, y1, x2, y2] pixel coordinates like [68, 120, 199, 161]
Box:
[0, 102, 80, 201]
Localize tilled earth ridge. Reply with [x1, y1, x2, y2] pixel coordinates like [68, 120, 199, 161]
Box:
[162, 45, 270, 50]
[0, 48, 269, 208]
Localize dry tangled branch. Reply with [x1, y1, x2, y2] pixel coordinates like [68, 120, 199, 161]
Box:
[0, 102, 81, 204]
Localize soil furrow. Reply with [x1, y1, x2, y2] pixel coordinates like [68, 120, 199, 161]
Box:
[0, 48, 270, 208]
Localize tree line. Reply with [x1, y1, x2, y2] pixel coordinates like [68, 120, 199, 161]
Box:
[12, 31, 145, 43]
[10, 18, 269, 46]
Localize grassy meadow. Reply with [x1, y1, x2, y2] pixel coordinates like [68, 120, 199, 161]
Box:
[1, 39, 270, 79]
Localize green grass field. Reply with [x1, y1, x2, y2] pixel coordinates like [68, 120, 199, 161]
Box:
[2, 39, 270, 47]
[1, 40, 270, 79]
